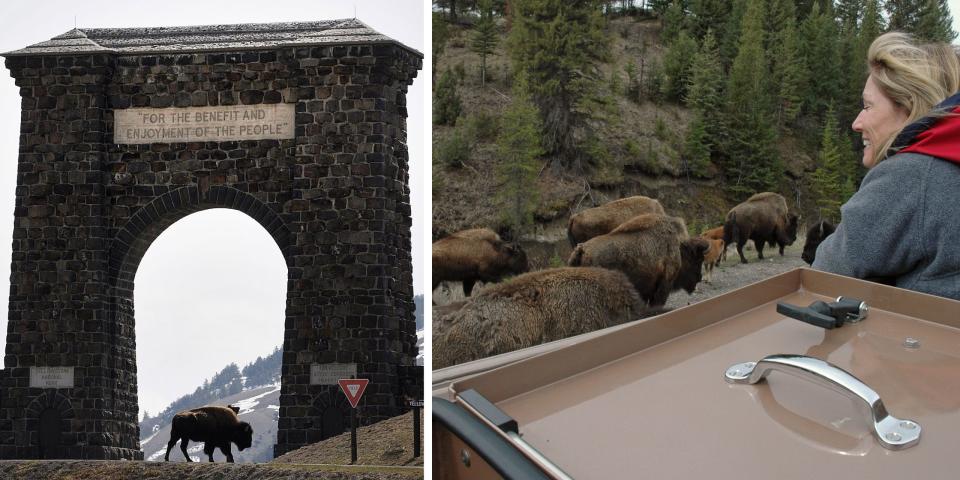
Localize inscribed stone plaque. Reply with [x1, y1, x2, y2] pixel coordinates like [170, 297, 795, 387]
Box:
[310, 363, 358, 385]
[114, 104, 295, 144]
[29, 367, 74, 388]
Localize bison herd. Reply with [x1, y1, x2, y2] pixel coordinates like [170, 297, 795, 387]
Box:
[434, 192, 815, 369]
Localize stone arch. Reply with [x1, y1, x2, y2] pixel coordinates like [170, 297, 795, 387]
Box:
[1, 20, 420, 460]
[23, 391, 74, 459]
[109, 185, 293, 293]
[106, 185, 293, 458]
[310, 388, 351, 444]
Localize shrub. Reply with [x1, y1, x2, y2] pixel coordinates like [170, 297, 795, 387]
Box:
[435, 128, 470, 168]
[463, 111, 500, 142]
[434, 69, 462, 126]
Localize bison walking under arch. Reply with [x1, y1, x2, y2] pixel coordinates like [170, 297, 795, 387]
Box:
[164, 405, 253, 463]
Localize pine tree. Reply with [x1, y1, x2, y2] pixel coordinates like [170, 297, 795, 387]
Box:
[508, 0, 608, 166]
[915, 0, 957, 42]
[718, 0, 747, 71]
[689, 0, 730, 40]
[685, 30, 723, 150]
[836, 0, 863, 31]
[721, 0, 781, 197]
[684, 113, 712, 178]
[662, 0, 686, 43]
[769, 0, 805, 124]
[434, 69, 463, 126]
[433, 13, 451, 85]
[811, 108, 845, 222]
[686, 30, 723, 113]
[726, 0, 768, 115]
[661, 31, 698, 102]
[496, 78, 544, 234]
[471, 0, 500, 87]
[799, 2, 842, 120]
[886, 0, 922, 32]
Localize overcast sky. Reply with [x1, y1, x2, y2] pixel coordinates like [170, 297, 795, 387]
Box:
[0, 0, 427, 417]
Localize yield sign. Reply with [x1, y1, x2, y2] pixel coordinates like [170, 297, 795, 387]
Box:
[338, 378, 369, 408]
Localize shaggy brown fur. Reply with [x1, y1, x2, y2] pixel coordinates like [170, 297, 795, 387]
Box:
[432, 228, 529, 297]
[723, 193, 800, 264]
[567, 196, 666, 247]
[568, 214, 709, 307]
[433, 267, 645, 369]
[165, 406, 254, 463]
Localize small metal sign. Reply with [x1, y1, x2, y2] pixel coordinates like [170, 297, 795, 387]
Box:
[310, 363, 358, 385]
[29, 367, 74, 388]
[409, 400, 424, 407]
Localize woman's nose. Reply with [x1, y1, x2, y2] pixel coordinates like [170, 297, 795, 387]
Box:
[852, 111, 864, 132]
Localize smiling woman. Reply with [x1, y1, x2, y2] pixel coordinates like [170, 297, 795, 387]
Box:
[812, 32, 960, 301]
[134, 208, 287, 419]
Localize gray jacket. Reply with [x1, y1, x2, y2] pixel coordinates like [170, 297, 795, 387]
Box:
[813, 153, 960, 301]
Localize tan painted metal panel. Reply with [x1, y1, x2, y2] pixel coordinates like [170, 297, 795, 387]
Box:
[447, 268, 960, 479]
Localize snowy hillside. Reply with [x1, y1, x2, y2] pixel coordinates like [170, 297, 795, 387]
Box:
[141, 329, 423, 462]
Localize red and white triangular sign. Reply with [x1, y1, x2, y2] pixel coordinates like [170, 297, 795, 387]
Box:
[338, 379, 369, 408]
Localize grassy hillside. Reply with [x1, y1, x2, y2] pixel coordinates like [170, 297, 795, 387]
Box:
[433, 15, 821, 248]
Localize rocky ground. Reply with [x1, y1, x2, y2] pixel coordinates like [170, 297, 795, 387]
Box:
[663, 241, 807, 312]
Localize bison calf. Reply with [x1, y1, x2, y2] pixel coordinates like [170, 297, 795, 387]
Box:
[801, 220, 836, 265]
[700, 226, 729, 262]
[702, 238, 725, 282]
[432, 228, 528, 298]
[165, 405, 253, 463]
[569, 214, 709, 308]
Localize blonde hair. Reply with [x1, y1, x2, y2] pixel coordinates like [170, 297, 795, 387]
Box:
[867, 32, 960, 166]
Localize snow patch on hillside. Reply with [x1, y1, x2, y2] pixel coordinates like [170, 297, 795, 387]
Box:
[233, 383, 281, 415]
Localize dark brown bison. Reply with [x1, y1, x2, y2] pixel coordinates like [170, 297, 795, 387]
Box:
[567, 195, 666, 247]
[801, 220, 836, 265]
[432, 228, 529, 297]
[165, 405, 254, 463]
[568, 214, 710, 307]
[723, 192, 800, 264]
[433, 267, 645, 369]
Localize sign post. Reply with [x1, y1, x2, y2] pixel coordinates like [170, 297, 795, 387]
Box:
[410, 399, 423, 458]
[338, 378, 369, 464]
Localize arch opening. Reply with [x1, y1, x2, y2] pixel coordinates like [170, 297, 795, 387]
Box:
[131, 207, 288, 462]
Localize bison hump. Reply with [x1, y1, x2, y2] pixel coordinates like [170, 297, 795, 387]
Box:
[610, 213, 662, 233]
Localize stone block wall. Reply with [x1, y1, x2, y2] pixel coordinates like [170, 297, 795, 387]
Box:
[1, 43, 420, 459]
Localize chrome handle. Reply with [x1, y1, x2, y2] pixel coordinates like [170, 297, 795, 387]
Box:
[725, 354, 920, 450]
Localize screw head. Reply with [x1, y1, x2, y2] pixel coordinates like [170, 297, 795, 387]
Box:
[904, 337, 920, 349]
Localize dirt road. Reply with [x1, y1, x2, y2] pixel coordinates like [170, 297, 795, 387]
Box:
[664, 241, 807, 311]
